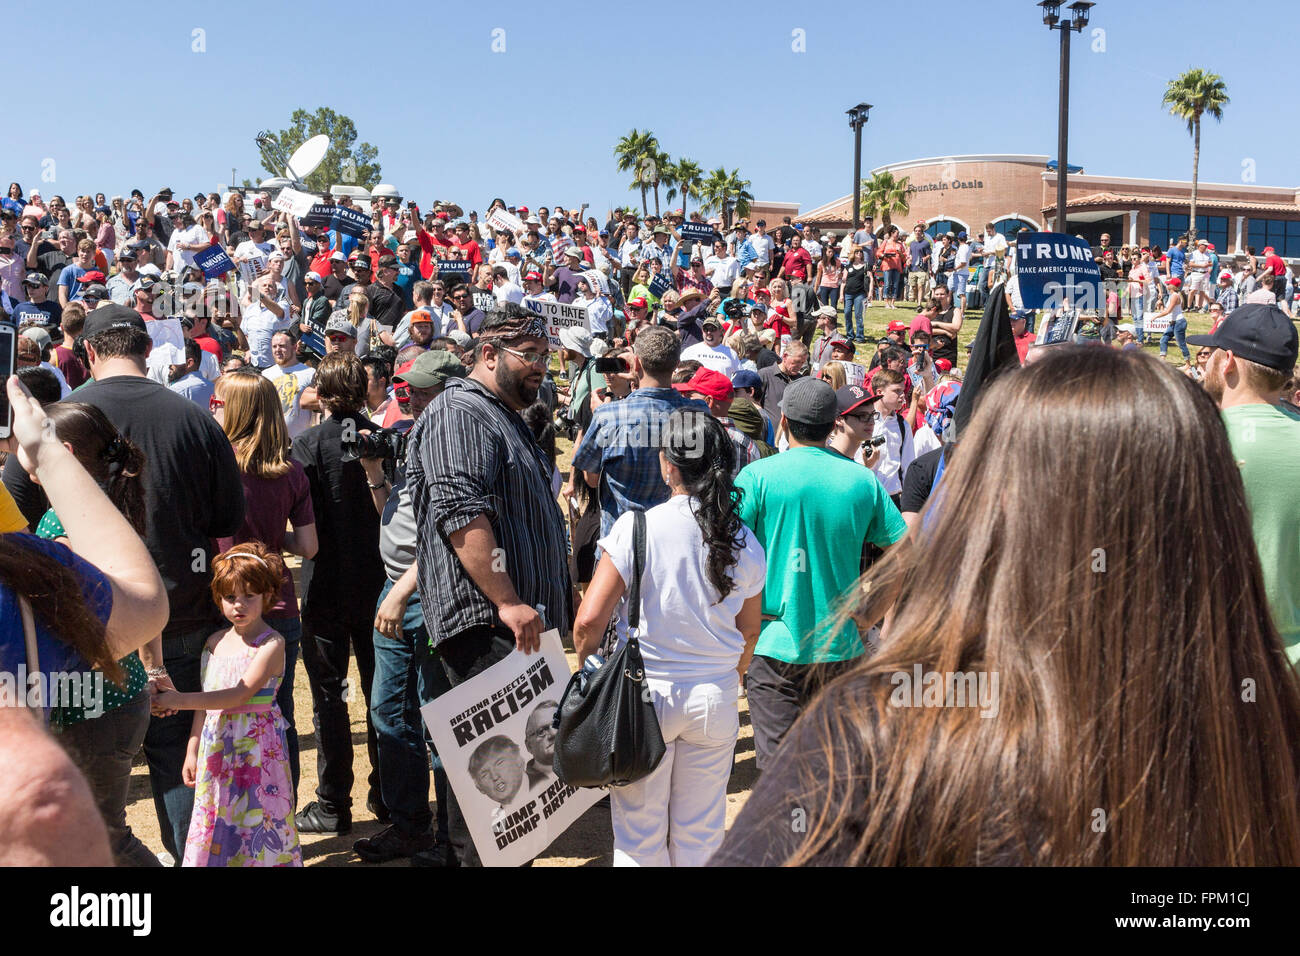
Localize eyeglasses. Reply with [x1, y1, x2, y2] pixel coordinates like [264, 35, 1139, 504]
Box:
[209, 396, 225, 412]
[327, 333, 352, 343]
[499, 345, 551, 367]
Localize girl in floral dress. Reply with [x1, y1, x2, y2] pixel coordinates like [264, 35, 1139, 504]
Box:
[153, 542, 301, 867]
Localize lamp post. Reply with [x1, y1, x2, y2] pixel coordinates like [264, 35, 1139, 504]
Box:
[1039, 1, 1093, 232]
[847, 103, 872, 231]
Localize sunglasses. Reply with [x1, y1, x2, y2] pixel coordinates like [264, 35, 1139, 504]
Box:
[327, 333, 352, 343]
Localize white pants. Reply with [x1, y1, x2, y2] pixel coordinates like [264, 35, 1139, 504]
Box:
[610, 672, 739, 867]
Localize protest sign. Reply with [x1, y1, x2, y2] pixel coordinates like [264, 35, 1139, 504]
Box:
[1036, 310, 1081, 345]
[273, 188, 320, 219]
[582, 269, 609, 295]
[648, 273, 673, 299]
[300, 204, 335, 229]
[487, 207, 526, 237]
[238, 253, 268, 289]
[435, 259, 473, 280]
[1144, 310, 1172, 335]
[678, 222, 719, 244]
[331, 206, 372, 239]
[420, 630, 602, 867]
[193, 244, 234, 280]
[1013, 233, 1104, 311]
[523, 296, 589, 347]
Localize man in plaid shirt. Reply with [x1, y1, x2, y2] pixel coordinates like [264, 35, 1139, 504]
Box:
[1215, 270, 1240, 318]
[572, 325, 708, 537]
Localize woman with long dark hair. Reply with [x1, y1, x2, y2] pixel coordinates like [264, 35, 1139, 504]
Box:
[713, 347, 1300, 866]
[35, 402, 162, 866]
[574, 408, 766, 866]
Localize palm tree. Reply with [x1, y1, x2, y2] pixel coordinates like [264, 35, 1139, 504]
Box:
[613, 129, 659, 216]
[701, 167, 754, 229]
[645, 148, 671, 217]
[1162, 69, 1229, 242]
[667, 158, 705, 217]
[859, 170, 911, 231]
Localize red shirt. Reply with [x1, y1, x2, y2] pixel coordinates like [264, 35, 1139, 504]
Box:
[453, 238, 483, 266]
[1014, 330, 1035, 363]
[194, 334, 222, 359]
[53, 346, 88, 389]
[781, 248, 812, 281]
[1265, 252, 1286, 276]
[417, 230, 454, 279]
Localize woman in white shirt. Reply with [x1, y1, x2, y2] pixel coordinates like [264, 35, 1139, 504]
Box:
[574, 409, 766, 867]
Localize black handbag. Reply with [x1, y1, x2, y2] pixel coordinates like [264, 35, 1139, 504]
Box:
[553, 510, 666, 788]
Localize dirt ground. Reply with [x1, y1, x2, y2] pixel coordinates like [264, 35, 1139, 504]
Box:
[123, 558, 758, 867]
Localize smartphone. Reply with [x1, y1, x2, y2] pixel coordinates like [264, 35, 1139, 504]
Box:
[0, 324, 14, 438]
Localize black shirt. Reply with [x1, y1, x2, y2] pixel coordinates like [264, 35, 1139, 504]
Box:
[756, 347, 780, 370]
[366, 282, 404, 329]
[900, 447, 943, 515]
[3, 374, 244, 639]
[291, 413, 386, 616]
[931, 306, 959, 365]
[321, 274, 346, 305]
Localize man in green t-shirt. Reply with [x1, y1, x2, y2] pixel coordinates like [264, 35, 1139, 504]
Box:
[735, 377, 907, 771]
[1191, 303, 1300, 665]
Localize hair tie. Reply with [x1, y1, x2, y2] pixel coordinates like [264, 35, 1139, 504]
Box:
[103, 435, 125, 460]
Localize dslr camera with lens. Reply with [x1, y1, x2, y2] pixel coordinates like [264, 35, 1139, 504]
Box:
[340, 427, 409, 463]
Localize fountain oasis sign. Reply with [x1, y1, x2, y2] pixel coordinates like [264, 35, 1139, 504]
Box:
[906, 179, 985, 193]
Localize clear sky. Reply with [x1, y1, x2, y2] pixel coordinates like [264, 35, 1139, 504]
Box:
[3, 0, 1292, 217]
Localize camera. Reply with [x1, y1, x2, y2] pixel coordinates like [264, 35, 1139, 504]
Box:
[341, 427, 409, 463]
[722, 298, 745, 320]
[594, 356, 629, 374]
[867, 434, 887, 447]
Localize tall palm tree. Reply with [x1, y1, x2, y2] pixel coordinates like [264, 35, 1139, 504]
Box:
[1162, 69, 1229, 242]
[701, 167, 754, 229]
[859, 170, 911, 231]
[667, 158, 705, 217]
[645, 148, 671, 217]
[613, 129, 659, 216]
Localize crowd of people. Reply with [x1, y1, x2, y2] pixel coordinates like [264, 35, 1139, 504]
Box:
[0, 177, 1298, 869]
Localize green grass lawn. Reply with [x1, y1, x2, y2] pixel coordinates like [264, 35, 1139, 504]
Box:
[842, 300, 1212, 370]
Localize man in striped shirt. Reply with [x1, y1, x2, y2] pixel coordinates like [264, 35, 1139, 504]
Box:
[405, 304, 571, 866]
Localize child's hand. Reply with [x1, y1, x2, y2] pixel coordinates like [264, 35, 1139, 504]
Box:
[182, 752, 197, 788]
[151, 687, 182, 715]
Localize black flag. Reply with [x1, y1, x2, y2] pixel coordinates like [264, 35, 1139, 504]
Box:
[952, 281, 1020, 436]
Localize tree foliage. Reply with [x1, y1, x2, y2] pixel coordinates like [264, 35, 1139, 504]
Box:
[257, 107, 381, 194]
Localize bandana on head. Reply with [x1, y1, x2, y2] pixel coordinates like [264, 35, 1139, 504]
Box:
[482, 313, 548, 343]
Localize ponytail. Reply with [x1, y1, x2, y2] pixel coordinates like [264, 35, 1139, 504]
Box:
[665, 410, 746, 602]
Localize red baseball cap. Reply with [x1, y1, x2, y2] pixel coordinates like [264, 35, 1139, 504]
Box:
[1167, 276, 1182, 287]
[935, 358, 953, 373]
[517, 206, 529, 215]
[627, 296, 647, 309]
[887, 319, 909, 333]
[574, 225, 586, 233]
[1263, 246, 1275, 255]
[524, 271, 543, 282]
[673, 367, 733, 402]
[79, 270, 106, 284]
[754, 287, 772, 297]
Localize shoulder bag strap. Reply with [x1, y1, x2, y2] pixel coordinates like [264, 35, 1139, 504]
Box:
[20, 595, 41, 710]
[627, 510, 646, 634]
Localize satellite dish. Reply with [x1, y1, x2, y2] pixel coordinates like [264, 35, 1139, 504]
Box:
[285, 135, 330, 182]
[330, 184, 372, 201]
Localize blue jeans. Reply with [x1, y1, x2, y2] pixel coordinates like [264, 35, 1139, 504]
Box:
[370, 580, 451, 836]
[263, 614, 301, 800]
[143, 626, 210, 860]
[843, 291, 866, 338]
[1160, 317, 1189, 361]
[1129, 293, 1145, 341]
[882, 269, 901, 299]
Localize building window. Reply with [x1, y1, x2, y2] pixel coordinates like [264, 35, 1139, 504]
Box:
[990, 217, 1038, 238]
[1247, 218, 1300, 257]
[924, 218, 968, 239]
[1149, 213, 1228, 252]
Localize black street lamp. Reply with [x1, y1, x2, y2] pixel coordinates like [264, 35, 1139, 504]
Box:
[1039, 1, 1094, 232]
[847, 103, 872, 231]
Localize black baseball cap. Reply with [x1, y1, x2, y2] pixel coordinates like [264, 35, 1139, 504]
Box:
[1186, 303, 1298, 372]
[83, 303, 147, 338]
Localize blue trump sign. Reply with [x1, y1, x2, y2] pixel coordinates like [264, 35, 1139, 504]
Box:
[648, 273, 672, 298]
[193, 244, 234, 280]
[1013, 233, 1103, 310]
[330, 206, 372, 239]
[677, 222, 719, 244]
[436, 259, 473, 279]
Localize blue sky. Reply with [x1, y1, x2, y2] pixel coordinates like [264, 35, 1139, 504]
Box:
[3, 0, 1292, 217]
